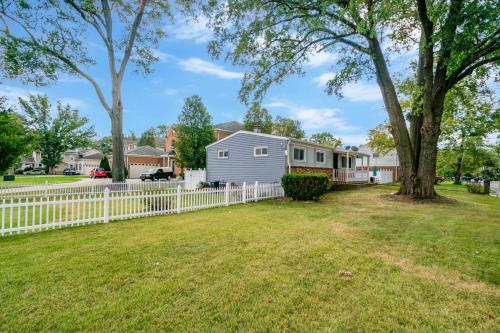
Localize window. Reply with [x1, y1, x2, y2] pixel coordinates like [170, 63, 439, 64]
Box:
[218, 149, 229, 159]
[254, 146, 268, 157]
[316, 151, 325, 163]
[293, 147, 306, 161]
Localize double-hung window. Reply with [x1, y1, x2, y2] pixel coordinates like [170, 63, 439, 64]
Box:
[316, 151, 325, 164]
[218, 149, 229, 159]
[293, 147, 306, 161]
[254, 146, 268, 157]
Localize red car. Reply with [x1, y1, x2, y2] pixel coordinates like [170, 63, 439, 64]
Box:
[90, 168, 107, 179]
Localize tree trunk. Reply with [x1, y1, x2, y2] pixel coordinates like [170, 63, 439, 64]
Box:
[453, 150, 464, 184]
[111, 92, 125, 183]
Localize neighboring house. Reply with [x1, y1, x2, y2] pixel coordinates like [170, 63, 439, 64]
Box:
[124, 146, 173, 179]
[54, 149, 103, 175]
[164, 121, 243, 176]
[358, 145, 400, 180]
[20, 151, 43, 169]
[124, 139, 138, 152]
[206, 130, 371, 185]
[214, 121, 243, 140]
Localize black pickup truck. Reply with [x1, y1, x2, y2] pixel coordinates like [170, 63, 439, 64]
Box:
[140, 168, 174, 181]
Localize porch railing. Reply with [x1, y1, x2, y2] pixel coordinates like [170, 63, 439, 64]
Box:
[333, 169, 370, 183]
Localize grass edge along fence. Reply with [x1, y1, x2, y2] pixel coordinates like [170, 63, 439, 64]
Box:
[0, 180, 186, 199]
[0, 182, 284, 237]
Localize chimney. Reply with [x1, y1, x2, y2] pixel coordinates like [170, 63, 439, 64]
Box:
[253, 125, 261, 133]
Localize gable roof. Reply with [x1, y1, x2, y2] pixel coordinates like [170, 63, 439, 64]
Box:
[214, 121, 243, 133]
[206, 130, 370, 156]
[124, 145, 166, 157]
[79, 152, 103, 160]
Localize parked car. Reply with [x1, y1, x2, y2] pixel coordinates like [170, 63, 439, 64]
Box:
[434, 176, 445, 183]
[25, 168, 46, 175]
[90, 168, 107, 178]
[461, 175, 474, 181]
[63, 168, 80, 175]
[140, 168, 173, 181]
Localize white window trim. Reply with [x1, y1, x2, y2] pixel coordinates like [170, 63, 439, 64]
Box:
[316, 150, 326, 164]
[218, 149, 229, 159]
[293, 146, 307, 162]
[254, 146, 269, 157]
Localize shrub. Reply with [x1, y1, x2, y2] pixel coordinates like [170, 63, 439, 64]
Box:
[465, 183, 483, 194]
[197, 181, 210, 189]
[281, 173, 329, 201]
[99, 156, 111, 171]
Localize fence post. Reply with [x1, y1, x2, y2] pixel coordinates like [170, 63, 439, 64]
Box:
[44, 180, 48, 197]
[225, 183, 230, 206]
[103, 188, 109, 223]
[176, 185, 181, 214]
[254, 181, 258, 202]
[242, 182, 247, 204]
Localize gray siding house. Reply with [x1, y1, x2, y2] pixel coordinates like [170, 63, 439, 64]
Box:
[206, 131, 371, 185]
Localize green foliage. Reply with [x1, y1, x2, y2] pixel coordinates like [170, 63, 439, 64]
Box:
[19, 94, 95, 173]
[465, 183, 484, 194]
[99, 156, 111, 171]
[273, 116, 305, 139]
[176, 95, 214, 169]
[243, 103, 273, 133]
[367, 122, 395, 155]
[93, 136, 113, 155]
[281, 173, 329, 201]
[105, 166, 128, 179]
[309, 132, 341, 148]
[0, 97, 32, 174]
[138, 128, 157, 147]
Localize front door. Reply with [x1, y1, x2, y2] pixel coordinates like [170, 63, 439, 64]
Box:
[333, 153, 339, 169]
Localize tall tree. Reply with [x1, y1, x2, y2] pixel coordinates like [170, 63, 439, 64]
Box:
[19, 95, 95, 174]
[207, 0, 500, 198]
[0, 97, 31, 174]
[439, 81, 498, 184]
[0, 0, 171, 181]
[176, 95, 214, 170]
[153, 124, 170, 138]
[273, 116, 305, 139]
[367, 122, 395, 155]
[93, 136, 113, 155]
[243, 103, 273, 133]
[137, 128, 157, 147]
[309, 132, 341, 148]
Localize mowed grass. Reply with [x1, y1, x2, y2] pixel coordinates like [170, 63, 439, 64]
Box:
[0, 186, 499, 332]
[1, 175, 88, 185]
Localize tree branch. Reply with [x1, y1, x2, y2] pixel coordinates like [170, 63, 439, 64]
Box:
[117, 0, 147, 81]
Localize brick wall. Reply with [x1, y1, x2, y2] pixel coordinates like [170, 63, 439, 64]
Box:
[289, 166, 333, 179]
[215, 130, 233, 141]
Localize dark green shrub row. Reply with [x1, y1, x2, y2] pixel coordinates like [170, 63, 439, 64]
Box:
[281, 173, 329, 201]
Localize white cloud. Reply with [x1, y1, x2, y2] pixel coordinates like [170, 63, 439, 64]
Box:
[342, 83, 382, 102]
[178, 58, 243, 79]
[265, 100, 357, 132]
[313, 72, 336, 87]
[152, 49, 174, 63]
[338, 134, 368, 146]
[58, 98, 87, 109]
[171, 16, 212, 44]
[306, 51, 338, 68]
[0, 85, 40, 104]
[163, 88, 179, 96]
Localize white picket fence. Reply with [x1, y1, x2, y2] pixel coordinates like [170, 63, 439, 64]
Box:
[490, 181, 500, 197]
[0, 180, 185, 199]
[184, 169, 206, 190]
[0, 182, 284, 237]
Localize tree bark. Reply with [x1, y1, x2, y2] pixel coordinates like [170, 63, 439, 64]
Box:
[111, 89, 125, 182]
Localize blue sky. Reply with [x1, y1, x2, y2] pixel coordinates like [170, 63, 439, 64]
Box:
[1, 16, 427, 146]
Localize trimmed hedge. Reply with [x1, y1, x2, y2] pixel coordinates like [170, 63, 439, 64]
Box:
[281, 173, 329, 201]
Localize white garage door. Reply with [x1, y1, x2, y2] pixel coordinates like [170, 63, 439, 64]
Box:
[129, 164, 159, 179]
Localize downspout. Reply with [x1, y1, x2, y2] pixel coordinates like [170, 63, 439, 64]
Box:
[287, 139, 291, 174]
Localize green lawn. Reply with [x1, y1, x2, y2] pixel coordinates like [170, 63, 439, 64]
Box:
[0, 186, 499, 332]
[1, 175, 88, 185]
